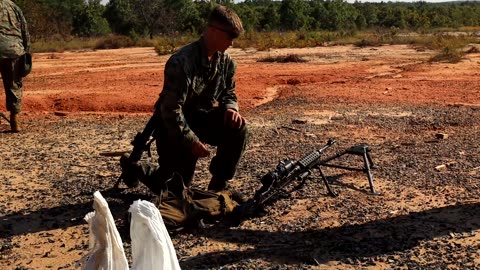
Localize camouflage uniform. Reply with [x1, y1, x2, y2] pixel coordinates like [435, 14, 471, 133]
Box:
[0, 0, 30, 114]
[137, 37, 248, 194]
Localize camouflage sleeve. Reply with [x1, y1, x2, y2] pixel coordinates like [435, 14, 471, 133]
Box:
[159, 57, 199, 149]
[218, 58, 239, 112]
[19, 9, 30, 53]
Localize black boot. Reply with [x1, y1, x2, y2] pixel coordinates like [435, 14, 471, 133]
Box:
[207, 177, 227, 192]
[208, 177, 248, 204]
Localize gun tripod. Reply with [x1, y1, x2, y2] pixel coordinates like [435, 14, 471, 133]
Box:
[317, 143, 379, 197]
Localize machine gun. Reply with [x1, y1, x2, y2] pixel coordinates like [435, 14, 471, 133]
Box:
[114, 114, 161, 188]
[233, 138, 378, 222]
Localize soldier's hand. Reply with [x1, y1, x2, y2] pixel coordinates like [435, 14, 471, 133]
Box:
[192, 140, 210, 158]
[224, 108, 245, 129]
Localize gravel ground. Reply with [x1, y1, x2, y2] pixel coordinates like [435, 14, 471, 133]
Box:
[1, 98, 479, 269]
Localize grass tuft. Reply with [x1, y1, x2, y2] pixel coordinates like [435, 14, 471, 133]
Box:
[94, 35, 136, 50]
[257, 54, 308, 63]
[427, 35, 473, 63]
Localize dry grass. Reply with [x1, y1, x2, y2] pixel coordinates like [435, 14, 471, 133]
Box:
[257, 54, 309, 63]
[31, 29, 480, 57]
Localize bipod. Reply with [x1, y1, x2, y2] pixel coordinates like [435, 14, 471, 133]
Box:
[318, 143, 380, 195]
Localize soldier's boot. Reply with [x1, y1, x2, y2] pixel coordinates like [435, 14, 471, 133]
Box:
[10, 112, 21, 133]
[208, 177, 248, 204]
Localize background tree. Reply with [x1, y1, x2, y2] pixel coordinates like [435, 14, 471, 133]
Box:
[258, 2, 281, 31]
[176, 0, 204, 33]
[279, 0, 311, 31]
[11, 0, 480, 42]
[309, 0, 328, 30]
[354, 3, 379, 27]
[73, 0, 111, 37]
[104, 0, 138, 36]
[131, 0, 172, 38]
[322, 0, 358, 31]
[236, 4, 261, 32]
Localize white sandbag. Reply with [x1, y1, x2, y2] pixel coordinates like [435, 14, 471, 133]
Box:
[129, 200, 181, 270]
[77, 191, 129, 270]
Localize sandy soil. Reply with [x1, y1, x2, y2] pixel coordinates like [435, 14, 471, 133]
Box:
[0, 44, 479, 269]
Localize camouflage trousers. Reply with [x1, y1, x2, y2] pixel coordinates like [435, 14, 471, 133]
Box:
[136, 108, 249, 195]
[0, 58, 23, 113]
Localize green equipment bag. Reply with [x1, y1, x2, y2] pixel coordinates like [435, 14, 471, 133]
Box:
[19, 53, 32, 77]
[154, 180, 240, 229]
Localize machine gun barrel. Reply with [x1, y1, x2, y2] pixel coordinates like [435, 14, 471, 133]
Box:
[258, 138, 336, 204]
[297, 138, 336, 169]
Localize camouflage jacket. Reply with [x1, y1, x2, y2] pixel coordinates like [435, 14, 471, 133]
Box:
[155, 37, 239, 148]
[0, 0, 30, 59]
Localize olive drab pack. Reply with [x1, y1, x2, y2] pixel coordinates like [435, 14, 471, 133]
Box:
[154, 183, 240, 229]
[20, 52, 32, 77]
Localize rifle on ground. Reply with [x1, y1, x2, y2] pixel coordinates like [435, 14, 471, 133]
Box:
[128, 114, 161, 162]
[233, 138, 378, 223]
[114, 114, 161, 188]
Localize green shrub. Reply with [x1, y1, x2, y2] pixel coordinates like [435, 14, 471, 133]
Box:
[429, 47, 463, 63]
[153, 35, 197, 55]
[427, 34, 473, 63]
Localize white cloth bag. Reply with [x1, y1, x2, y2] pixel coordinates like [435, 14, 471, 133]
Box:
[129, 200, 181, 270]
[78, 191, 129, 270]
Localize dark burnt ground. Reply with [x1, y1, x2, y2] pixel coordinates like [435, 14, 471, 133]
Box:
[0, 98, 479, 269]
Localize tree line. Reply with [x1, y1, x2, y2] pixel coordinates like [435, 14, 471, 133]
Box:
[13, 0, 480, 42]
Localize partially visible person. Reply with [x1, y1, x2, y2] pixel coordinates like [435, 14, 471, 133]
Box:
[121, 5, 248, 199]
[0, 0, 31, 132]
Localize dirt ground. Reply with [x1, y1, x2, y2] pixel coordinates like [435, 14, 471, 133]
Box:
[0, 43, 479, 269]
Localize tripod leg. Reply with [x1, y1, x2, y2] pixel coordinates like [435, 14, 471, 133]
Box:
[318, 168, 338, 197]
[363, 152, 380, 195]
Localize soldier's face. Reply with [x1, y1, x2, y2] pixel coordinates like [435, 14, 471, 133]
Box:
[211, 27, 234, 52]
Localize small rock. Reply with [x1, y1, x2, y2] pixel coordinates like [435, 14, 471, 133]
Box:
[435, 133, 449, 139]
[54, 111, 68, 117]
[330, 115, 345, 121]
[292, 119, 307, 124]
[435, 164, 448, 171]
